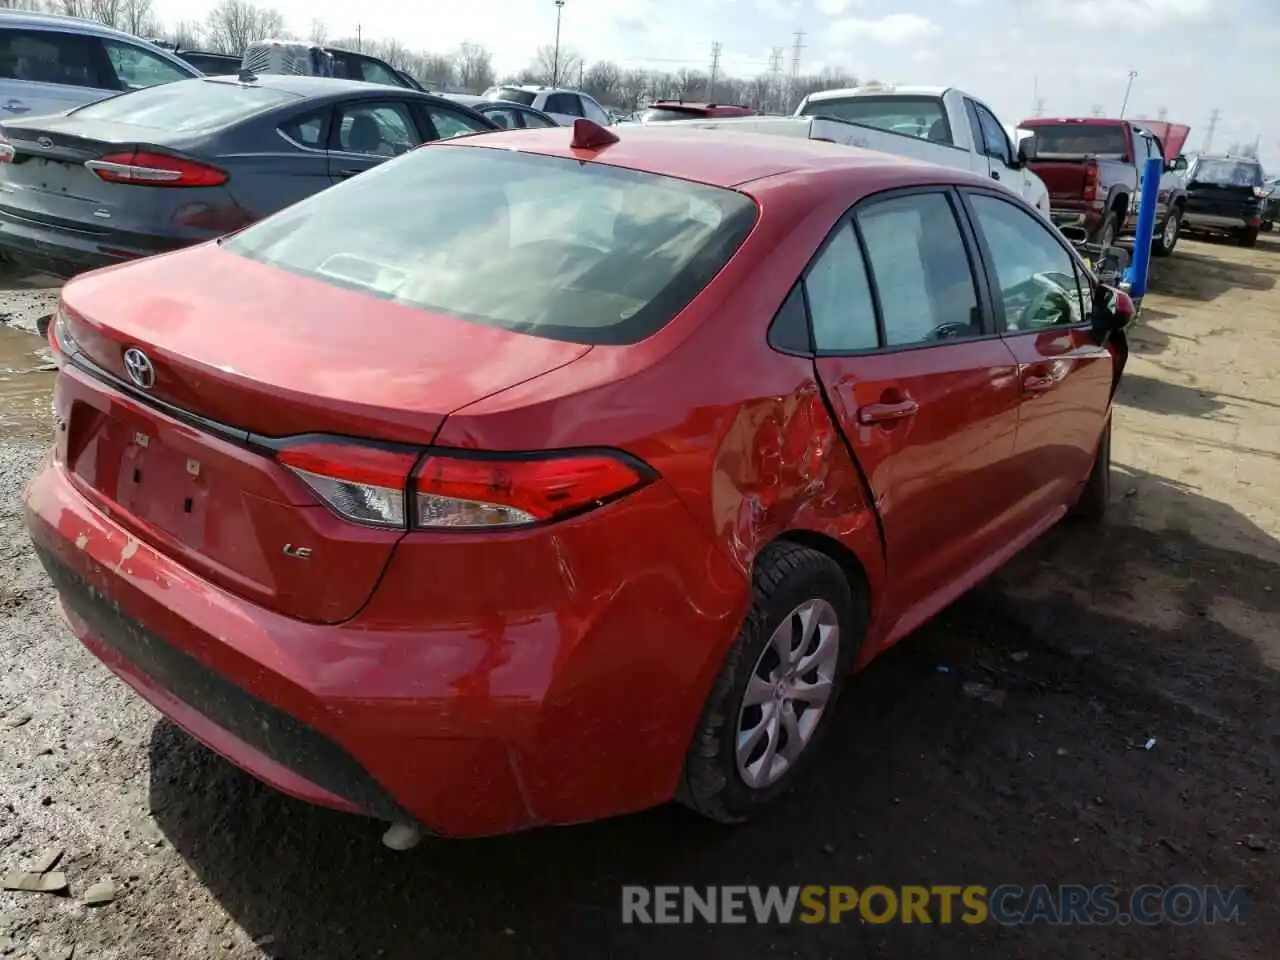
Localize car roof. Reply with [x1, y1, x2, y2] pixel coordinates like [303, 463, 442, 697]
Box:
[500, 84, 577, 95]
[806, 84, 949, 102]
[0, 9, 150, 41]
[442, 124, 973, 190]
[202, 74, 422, 98]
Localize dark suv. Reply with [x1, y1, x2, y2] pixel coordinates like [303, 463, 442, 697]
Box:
[1182, 155, 1267, 247]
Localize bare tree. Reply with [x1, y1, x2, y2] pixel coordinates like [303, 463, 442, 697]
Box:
[160, 18, 203, 49]
[204, 0, 285, 55]
[418, 53, 455, 91]
[121, 0, 157, 38]
[582, 60, 620, 107]
[529, 44, 581, 87]
[90, 0, 122, 27]
[54, 0, 92, 16]
[308, 18, 327, 44]
[455, 43, 494, 93]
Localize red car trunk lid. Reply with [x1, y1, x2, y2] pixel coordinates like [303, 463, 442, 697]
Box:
[55, 243, 590, 623]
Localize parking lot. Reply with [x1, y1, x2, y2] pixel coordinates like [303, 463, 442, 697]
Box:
[1, 236, 1278, 958]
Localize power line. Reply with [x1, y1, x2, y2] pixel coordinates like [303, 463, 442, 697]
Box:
[1202, 108, 1220, 153]
[707, 41, 722, 101]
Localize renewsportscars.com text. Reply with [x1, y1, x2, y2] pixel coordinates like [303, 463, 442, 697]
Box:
[621, 884, 1249, 926]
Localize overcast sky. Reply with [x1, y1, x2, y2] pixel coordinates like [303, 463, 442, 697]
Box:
[153, 0, 1277, 168]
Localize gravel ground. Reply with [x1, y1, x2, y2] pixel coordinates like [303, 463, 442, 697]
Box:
[1, 241, 1278, 959]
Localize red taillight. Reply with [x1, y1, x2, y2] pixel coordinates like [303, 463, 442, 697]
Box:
[276, 441, 655, 531]
[0, 134, 13, 164]
[413, 451, 655, 530]
[85, 150, 228, 188]
[1082, 161, 1099, 202]
[277, 441, 420, 529]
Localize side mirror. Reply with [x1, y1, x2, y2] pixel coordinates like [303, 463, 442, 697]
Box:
[1017, 136, 1037, 164]
[1170, 155, 1188, 172]
[1059, 225, 1088, 245]
[1100, 245, 1130, 277]
[1091, 284, 1136, 342]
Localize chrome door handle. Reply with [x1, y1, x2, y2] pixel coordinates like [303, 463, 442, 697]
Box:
[857, 399, 919, 424]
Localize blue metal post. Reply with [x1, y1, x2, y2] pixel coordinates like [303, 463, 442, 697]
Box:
[1123, 156, 1163, 300]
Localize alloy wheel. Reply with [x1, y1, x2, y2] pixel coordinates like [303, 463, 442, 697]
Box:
[735, 598, 840, 789]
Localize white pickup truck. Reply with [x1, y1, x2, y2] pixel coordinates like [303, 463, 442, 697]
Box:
[669, 84, 1051, 217]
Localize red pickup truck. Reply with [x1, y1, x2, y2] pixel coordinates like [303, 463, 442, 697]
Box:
[1018, 117, 1190, 256]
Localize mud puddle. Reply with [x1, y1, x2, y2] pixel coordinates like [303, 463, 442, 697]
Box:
[0, 322, 55, 437]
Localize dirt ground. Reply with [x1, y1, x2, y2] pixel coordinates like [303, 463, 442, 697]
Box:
[0, 238, 1277, 959]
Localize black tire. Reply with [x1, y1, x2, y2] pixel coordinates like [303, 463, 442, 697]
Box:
[1240, 226, 1259, 248]
[1092, 211, 1118, 248]
[1071, 417, 1111, 523]
[1152, 207, 1181, 257]
[676, 542, 861, 823]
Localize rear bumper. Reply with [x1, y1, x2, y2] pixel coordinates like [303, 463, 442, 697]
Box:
[24, 448, 748, 837]
[1183, 212, 1258, 232]
[0, 211, 195, 278]
[1048, 204, 1103, 235]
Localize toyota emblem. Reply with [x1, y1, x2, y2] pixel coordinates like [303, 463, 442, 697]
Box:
[37, 136, 52, 149]
[122, 348, 156, 389]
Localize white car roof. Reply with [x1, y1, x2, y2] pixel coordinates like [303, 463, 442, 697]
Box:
[805, 84, 949, 101]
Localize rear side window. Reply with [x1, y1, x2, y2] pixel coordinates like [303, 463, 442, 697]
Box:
[102, 39, 191, 90]
[179, 53, 239, 75]
[72, 79, 298, 131]
[279, 109, 326, 148]
[856, 193, 980, 346]
[805, 223, 877, 352]
[223, 145, 758, 345]
[0, 29, 106, 89]
[422, 104, 490, 140]
[544, 93, 584, 117]
[495, 86, 536, 106]
[800, 95, 952, 145]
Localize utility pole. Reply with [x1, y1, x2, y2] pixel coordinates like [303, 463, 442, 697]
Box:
[551, 0, 565, 87]
[1118, 70, 1137, 119]
[788, 31, 805, 112]
[769, 47, 784, 114]
[1202, 108, 1220, 153]
[707, 42, 722, 102]
[1091, 103, 1103, 118]
[1033, 97, 1046, 118]
[1156, 105, 1168, 122]
[355, 23, 361, 52]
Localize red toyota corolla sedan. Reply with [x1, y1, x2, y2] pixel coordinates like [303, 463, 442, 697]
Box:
[24, 120, 1132, 841]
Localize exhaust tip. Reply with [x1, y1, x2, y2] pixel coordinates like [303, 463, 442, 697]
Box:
[381, 822, 423, 851]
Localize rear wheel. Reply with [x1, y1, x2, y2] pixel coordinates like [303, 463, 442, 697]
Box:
[1152, 208, 1181, 257]
[1071, 418, 1112, 523]
[677, 542, 860, 823]
[1240, 226, 1259, 248]
[1092, 212, 1118, 248]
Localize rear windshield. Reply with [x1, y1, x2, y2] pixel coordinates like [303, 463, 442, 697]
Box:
[1191, 159, 1263, 188]
[494, 87, 536, 106]
[72, 80, 297, 131]
[1027, 124, 1128, 159]
[642, 107, 704, 122]
[799, 95, 952, 145]
[180, 53, 239, 76]
[222, 145, 758, 345]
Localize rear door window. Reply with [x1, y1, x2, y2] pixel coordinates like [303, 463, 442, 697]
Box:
[518, 108, 557, 129]
[805, 223, 878, 352]
[855, 192, 982, 346]
[544, 93, 584, 117]
[333, 101, 420, 156]
[0, 29, 107, 89]
[420, 103, 490, 140]
[481, 105, 520, 130]
[101, 39, 191, 91]
[222, 145, 758, 345]
[353, 56, 405, 88]
[973, 103, 1012, 165]
[581, 97, 611, 125]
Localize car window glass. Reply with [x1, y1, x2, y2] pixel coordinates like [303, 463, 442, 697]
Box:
[545, 93, 584, 117]
[968, 193, 1085, 331]
[481, 106, 520, 130]
[280, 110, 326, 148]
[974, 103, 1011, 164]
[963, 98, 985, 152]
[520, 109, 557, 128]
[336, 102, 419, 156]
[805, 222, 878, 352]
[358, 58, 403, 87]
[581, 97, 610, 125]
[423, 105, 489, 140]
[0, 29, 104, 88]
[103, 39, 189, 90]
[856, 193, 981, 346]
[799, 94, 951, 144]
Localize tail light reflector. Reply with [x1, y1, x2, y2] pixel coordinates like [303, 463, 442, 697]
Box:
[277, 442, 419, 529]
[86, 151, 228, 187]
[1082, 161, 1099, 202]
[413, 451, 655, 530]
